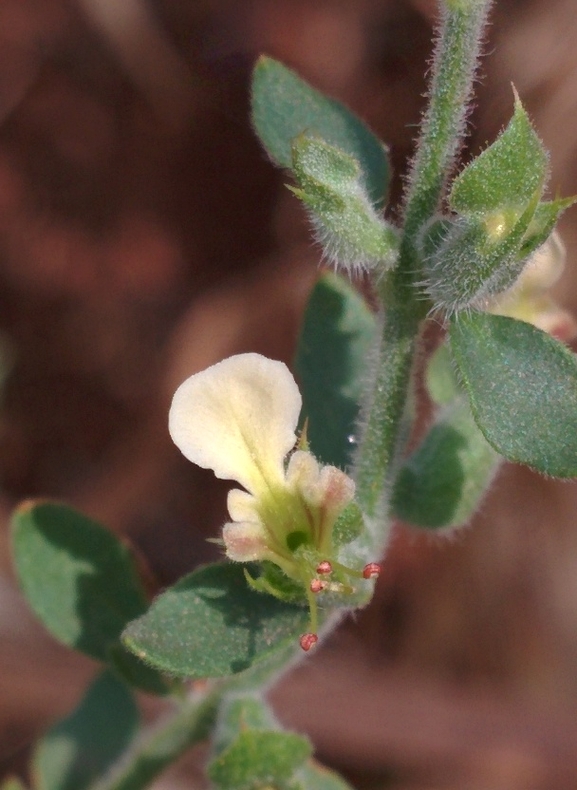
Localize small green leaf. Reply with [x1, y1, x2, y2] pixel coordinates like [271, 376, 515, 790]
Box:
[251, 57, 389, 208]
[394, 340, 501, 529]
[295, 273, 376, 469]
[392, 398, 501, 529]
[209, 695, 311, 790]
[12, 502, 147, 661]
[450, 312, 577, 477]
[213, 694, 277, 753]
[209, 693, 352, 790]
[33, 671, 138, 790]
[123, 563, 308, 679]
[291, 135, 398, 271]
[450, 94, 548, 216]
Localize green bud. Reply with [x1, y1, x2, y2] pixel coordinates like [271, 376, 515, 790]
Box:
[424, 191, 539, 312]
[290, 135, 399, 273]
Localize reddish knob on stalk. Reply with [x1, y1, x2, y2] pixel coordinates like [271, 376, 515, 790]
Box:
[299, 633, 318, 651]
[362, 562, 381, 579]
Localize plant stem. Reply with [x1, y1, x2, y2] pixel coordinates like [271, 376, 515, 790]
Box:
[403, 0, 493, 243]
[88, 4, 496, 789]
[354, 0, 493, 525]
[89, 690, 219, 790]
[89, 645, 296, 790]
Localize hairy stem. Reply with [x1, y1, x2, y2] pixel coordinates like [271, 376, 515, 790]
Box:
[354, 0, 493, 526]
[89, 691, 219, 790]
[88, 4, 495, 789]
[403, 0, 493, 244]
[89, 645, 296, 790]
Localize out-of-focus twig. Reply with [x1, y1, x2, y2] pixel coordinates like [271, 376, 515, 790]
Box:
[78, 0, 196, 129]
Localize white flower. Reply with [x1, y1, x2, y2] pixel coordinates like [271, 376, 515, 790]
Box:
[169, 353, 354, 568]
[169, 352, 380, 649]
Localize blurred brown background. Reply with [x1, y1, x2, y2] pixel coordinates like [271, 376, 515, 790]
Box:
[2, 0, 577, 788]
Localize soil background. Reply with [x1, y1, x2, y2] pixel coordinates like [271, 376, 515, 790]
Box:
[2, 1, 577, 788]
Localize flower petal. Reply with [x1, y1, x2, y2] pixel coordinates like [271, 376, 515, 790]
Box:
[222, 521, 270, 562]
[520, 231, 565, 293]
[169, 353, 301, 493]
[227, 488, 260, 523]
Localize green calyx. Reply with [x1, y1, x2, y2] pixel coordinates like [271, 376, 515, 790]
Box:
[422, 94, 574, 313]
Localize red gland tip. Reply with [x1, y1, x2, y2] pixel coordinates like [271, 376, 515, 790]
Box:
[316, 561, 332, 575]
[310, 578, 326, 593]
[300, 633, 318, 651]
[362, 562, 381, 579]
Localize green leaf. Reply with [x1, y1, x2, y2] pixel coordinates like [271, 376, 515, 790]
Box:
[251, 56, 389, 208]
[12, 502, 147, 660]
[11, 501, 169, 695]
[450, 312, 577, 477]
[212, 693, 277, 753]
[290, 135, 398, 270]
[395, 340, 501, 530]
[295, 273, 376, 469]
[209, 693, 351, 790]
[450, 94, 548, 216]
[392, 398, 500, 529]
[208, 695, 311, 790]
[123, 563, 308, 679]
[33, 671, 138, 790]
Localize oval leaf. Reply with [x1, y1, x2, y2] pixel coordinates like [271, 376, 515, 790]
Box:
[295, 273, 376, 469]
[123, 563, 308, 679]
[11, 502, 148, 661]
[450, 312, 577, 477]
[251, 57, 389, 208]
[11, 501, 169, 694]
[392, 399, 501, 529]
[33, 671, 138, 790]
